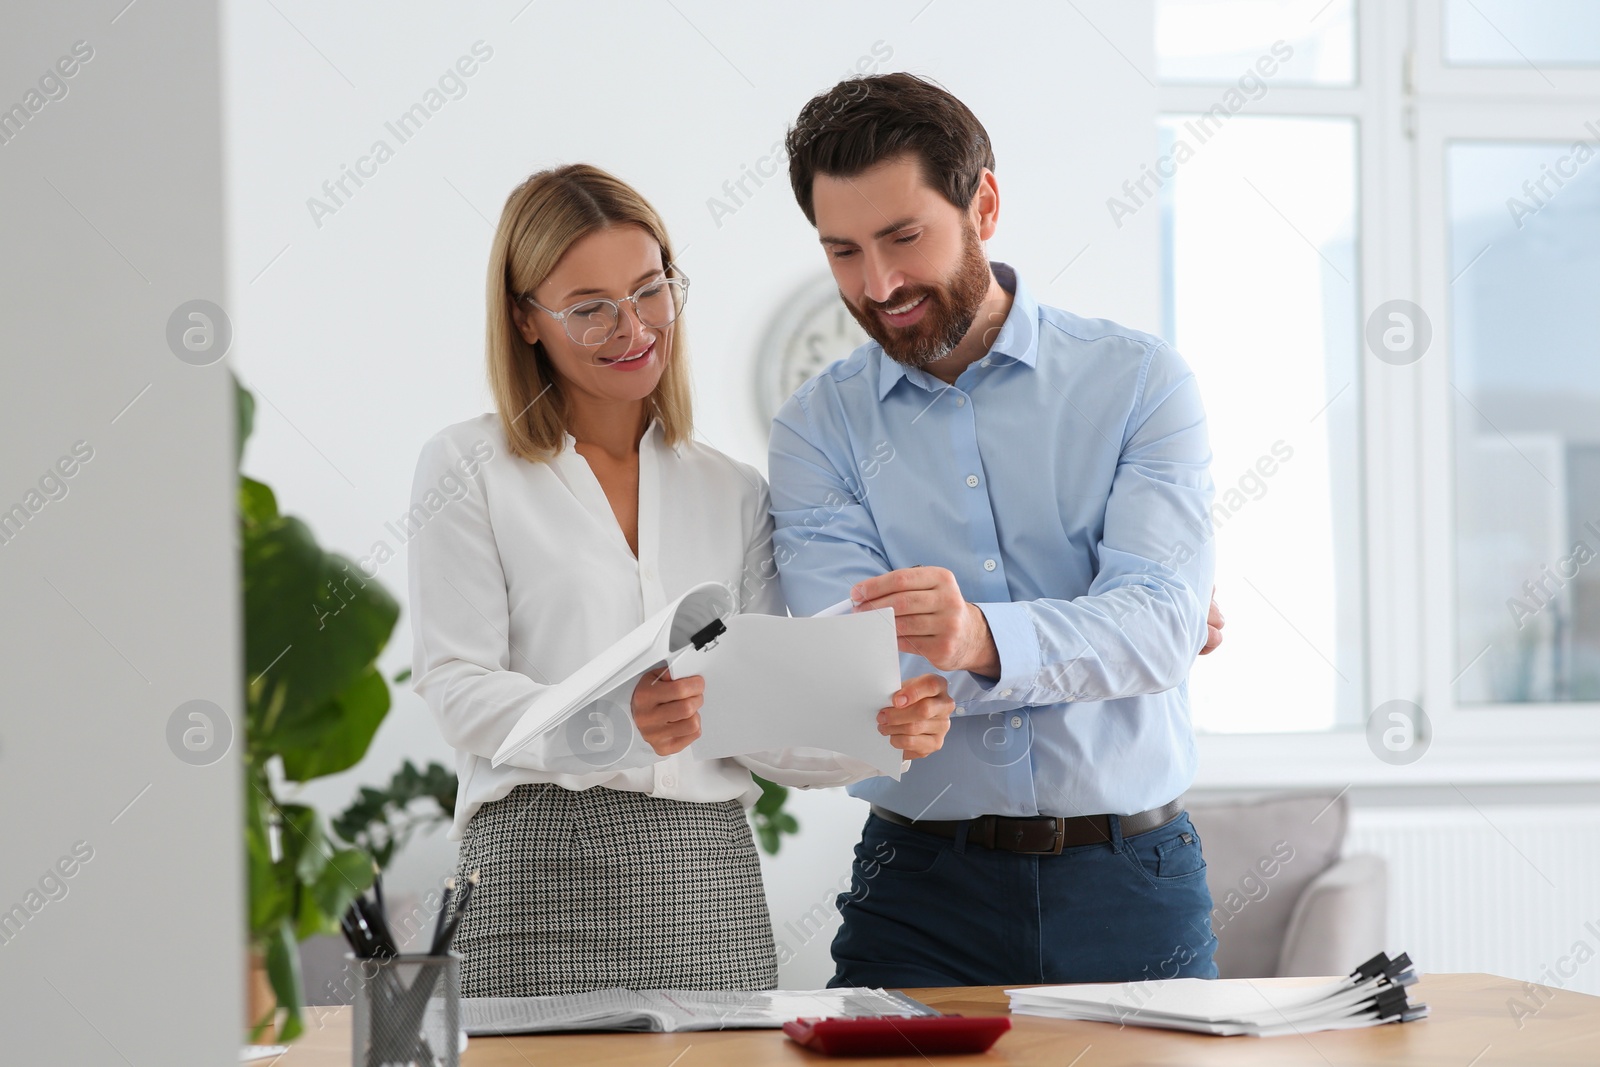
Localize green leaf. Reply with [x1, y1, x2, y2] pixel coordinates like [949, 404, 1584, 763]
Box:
[262, 919, 305, 1042]
[330, 785, 391, 850]
[244, 779, 292, 935]
[292, 884, 329, 943]
[239, 476, 278, 526]
[309, 848, 373, 932]
[276, 803, 329, 886]
[276, 666, 390, 782]
[243, 515, 397, 750]
[748, 775, 800, 855]
[752, 774, 788, 816]
[235, 373, 255, 469]
[414, 761, 457, 818]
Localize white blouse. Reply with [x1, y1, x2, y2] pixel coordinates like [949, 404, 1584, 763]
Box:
[407, 413, 883, 840]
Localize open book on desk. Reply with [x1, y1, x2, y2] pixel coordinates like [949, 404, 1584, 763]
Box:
[490, 581, 906, 778]
[456, 987, 938, 1036]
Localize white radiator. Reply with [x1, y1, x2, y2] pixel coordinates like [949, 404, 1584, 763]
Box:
[1348, 805, 1600, 997]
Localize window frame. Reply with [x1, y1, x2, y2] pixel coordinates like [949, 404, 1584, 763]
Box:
[1163, 0, 1600, 789]
[1424, 0, 1600, 98]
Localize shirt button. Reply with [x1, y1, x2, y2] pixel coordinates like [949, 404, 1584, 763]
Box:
[662, 773, 676, 788]
[980, 358, 991, 367]
[954, 395, 966, 407]
[642, 566, 656, 581]
[1000, 689, 1013, 698]
[983, 559, 997, 571]
[966, 474, 980, 488]
[1010, 715, 1023, 729]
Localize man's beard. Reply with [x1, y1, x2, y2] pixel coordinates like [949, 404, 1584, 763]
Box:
[843, 225, 992, 370]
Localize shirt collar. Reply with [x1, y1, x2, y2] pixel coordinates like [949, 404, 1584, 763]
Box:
[648, 414, 686, 457]
[875, 261, 1039, 401]
[559, 414, 683, 456]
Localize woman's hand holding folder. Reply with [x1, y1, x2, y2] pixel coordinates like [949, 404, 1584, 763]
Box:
[631, 667, 704, 756]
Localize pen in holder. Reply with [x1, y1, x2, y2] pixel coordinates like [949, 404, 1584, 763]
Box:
[347, 951, 461, 1067]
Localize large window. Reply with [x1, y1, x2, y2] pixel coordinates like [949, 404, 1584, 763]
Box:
[1160, 113, 1362, 733]
[1158, 0, 1600, 770]
[1156, 0, 1365, 734]
[1447, 143, 1600, 704]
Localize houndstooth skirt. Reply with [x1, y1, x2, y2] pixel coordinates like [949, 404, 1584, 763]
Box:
[449, 783, 779, 997]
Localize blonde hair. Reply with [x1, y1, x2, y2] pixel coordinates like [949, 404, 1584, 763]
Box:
[485, 164, 693, 461]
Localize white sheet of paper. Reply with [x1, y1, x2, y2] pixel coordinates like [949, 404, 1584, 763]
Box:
[811, 596, 855, 617]
[678, 608, 903, 777]
[1007, 974, 1358, 1026]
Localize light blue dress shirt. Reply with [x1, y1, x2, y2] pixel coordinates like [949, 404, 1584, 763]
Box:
[767, 263, 1216, 821]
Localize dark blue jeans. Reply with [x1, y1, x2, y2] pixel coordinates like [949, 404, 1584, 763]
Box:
[828, 809, 1219, 987]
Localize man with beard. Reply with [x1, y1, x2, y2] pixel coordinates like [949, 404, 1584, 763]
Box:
[767, 73, 1226, 988]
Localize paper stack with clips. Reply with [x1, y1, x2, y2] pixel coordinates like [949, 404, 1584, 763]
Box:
[1007, 951, 1429, 1037]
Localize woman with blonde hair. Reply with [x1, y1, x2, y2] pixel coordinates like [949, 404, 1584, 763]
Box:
[406, 163, 955, 996]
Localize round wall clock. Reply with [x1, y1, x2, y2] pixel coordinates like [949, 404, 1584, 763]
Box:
[756, 272, 871, 425]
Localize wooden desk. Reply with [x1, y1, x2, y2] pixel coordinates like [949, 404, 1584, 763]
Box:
[272, 974, 1600, 1065]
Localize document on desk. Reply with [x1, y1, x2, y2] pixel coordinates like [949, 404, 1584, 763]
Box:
[490, 581, 905, 778]
[455, 987, 938, 1036]
[1007, 950, 1429, 1037]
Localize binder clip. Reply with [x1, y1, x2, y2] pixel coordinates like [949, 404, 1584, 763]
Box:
[688, 618, 727, 653]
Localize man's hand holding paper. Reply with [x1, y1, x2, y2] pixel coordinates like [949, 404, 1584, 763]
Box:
[871, 672, 953, 759]
[849, 565, 1002, 677]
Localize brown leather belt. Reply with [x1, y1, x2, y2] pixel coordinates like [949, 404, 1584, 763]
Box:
[870, 799, 1184, 855]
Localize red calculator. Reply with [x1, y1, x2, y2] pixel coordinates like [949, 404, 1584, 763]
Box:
[782, 1014, 1011, 1056]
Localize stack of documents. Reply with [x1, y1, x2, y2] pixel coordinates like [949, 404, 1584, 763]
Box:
[1007, 951, 1428, 1037]
[454, 987, 938, 1036]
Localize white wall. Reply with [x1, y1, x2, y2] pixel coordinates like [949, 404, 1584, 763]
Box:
[1, 2, 243, 1061]
[221, 0, 1160, 988]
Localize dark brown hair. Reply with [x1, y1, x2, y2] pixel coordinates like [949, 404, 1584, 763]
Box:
[785, 73, 996, 226]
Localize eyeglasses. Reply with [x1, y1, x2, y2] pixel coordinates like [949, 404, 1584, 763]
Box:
[518, 272, 690, 347]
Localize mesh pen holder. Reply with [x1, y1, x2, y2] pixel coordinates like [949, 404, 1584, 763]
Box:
[348, 952, 461, 1067]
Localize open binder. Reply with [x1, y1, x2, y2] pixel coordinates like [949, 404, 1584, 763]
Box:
[490, 581, 905, 777]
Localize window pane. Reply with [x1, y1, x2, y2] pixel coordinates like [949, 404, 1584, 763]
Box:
[1450, 142, 1600, 704]
[1444, 0, 1600, 67]
[1157, 0, 1356, 85]
[1159, 115, 1364, 732]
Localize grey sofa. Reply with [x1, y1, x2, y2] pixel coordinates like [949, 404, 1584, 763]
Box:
[1184, 791, 1388, 978]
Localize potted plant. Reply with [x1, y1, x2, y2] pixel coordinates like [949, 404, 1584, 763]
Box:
[236, 377, 399, 1041]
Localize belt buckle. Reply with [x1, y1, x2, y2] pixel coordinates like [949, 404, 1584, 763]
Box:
[1011, 819, 1062, 857]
